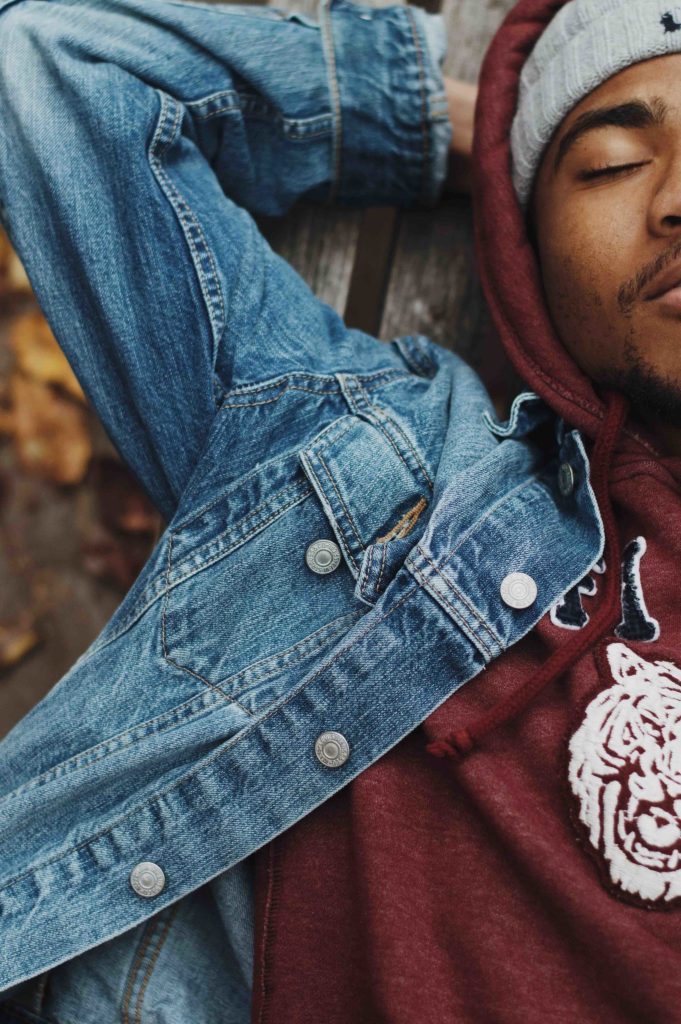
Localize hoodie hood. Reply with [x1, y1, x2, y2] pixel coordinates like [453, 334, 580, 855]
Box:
[470, 0, 652, 449]
[425, 0, 645, 761]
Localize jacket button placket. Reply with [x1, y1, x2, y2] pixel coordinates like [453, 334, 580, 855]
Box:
[315, 731, 350, 768]
[305, 539, 341, 574]
[500, 572, 537, 609]
[129, 861, 166, 898]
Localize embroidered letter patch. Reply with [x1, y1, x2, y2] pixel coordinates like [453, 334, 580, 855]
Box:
[569, 642, 681, 906]
[550, 536, 659, 642]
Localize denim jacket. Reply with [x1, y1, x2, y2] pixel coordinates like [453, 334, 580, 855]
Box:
[0, 0, 604, 1020]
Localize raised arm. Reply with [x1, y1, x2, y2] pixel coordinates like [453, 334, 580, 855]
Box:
[0, 0, 452, 522]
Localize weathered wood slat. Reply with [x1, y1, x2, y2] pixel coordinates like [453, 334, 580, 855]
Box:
[380, 0, 521, 409]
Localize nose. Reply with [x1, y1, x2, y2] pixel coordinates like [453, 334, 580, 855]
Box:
[648, 146, 681, 235]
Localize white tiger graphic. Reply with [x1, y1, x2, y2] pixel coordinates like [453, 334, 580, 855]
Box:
[569, 642, 681, 905]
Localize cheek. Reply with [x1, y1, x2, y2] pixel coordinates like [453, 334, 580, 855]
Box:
[536, 207, 632, 367]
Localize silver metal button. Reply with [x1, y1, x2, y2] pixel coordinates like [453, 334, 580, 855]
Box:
[305, 539, 341, 575]
[315, 731, 350, 768]
[558, 462, 575, 496]
[500, 572, 537, 609]
[130, 861, 165, 898]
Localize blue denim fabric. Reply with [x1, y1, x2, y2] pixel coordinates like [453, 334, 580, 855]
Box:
[0, 1, 604, 1021]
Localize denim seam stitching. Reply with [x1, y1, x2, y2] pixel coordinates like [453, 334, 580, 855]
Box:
[390, 336, 433, 377]
[357, 547, 376, 603]
[319, 0, 341, 203]
[158, 650, 256, 716]
[218, 368, 410, 406]
[316, 449, 364, 550]
[76, 582, 166, 661]
[220, 392, 287, 410]
[131, 908, 179, 1024]
[148, 91, 226, 386]
[165, 485, 309, 588]
[300, 454, 358, 573]
[161, 532, 255, 714]
[170, 473, 307, 544]
[223, 609, 365, 699]
[0, 578, 420, 894]
[357, 406, 413, 478]
[335, 373, 362, 416]
[304, 413, 358, 452]
[166, 483, 311, 584]
[354, 377, 434, 490]
[377, 539, 389, 595]
[121, 915, 157, 1024]
[368, 398, 434, 490]
[186, 90, 332, 137]
[122, 904, 180, 1024]
[369, 373, 417, 392]
[84, 451, 310, 653]
[362, 370, 412, 389]
[408, 557, 493, 660]
[417, 547, 502, 652]
[402, 6, 430, 203]
[221, 380, 379, 407]
[0, 691, 237, 804]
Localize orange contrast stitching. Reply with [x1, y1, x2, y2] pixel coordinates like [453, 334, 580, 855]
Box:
[376, 497, 428, 543]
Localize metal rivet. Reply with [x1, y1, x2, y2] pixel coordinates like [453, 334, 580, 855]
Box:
[500, 572, 537, 610]
[130, 861, 165, 898]
[305, 539, 341, 575]
[558, 462, 575, 496]
[315, 731, 350, 768]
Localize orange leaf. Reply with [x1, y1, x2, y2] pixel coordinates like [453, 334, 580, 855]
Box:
[10, 310, 85, 402]
[0, 228, 32, 298]
[8, 375, 92, 484]
[0, 615, 39, 671]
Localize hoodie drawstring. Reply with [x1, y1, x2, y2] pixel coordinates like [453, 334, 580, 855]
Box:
[425, 390, 631, 763]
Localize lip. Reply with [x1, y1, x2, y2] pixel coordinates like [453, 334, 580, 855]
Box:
[650, 284, 681, 311]
[643, 259, 681, 301]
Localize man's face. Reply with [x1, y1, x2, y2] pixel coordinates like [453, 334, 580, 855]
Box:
[531, 53, 681, 449]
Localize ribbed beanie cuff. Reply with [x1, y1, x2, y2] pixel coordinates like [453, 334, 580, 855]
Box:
[511, 1, 681, 213]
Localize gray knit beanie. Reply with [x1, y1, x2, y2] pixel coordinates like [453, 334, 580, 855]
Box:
[511, 0, 681, 213]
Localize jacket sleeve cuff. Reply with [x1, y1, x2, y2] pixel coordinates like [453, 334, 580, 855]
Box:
[320, 0, 452, 209]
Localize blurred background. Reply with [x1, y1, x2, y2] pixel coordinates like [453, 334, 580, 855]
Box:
[0, 230, 163, 735]
[0, 0, 517, 738]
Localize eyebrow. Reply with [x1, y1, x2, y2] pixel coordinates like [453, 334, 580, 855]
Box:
[552, 96, 670, 173]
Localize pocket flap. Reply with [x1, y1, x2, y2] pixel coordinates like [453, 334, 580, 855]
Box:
[298, 415, 430, 584]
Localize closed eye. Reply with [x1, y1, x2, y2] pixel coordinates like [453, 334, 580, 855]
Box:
[579, 161, 647, 181]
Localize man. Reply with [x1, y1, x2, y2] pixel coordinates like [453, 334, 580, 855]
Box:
[0, 0, 679, 1021]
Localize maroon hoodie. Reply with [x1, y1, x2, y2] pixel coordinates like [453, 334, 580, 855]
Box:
[250, 2, 681, 1020]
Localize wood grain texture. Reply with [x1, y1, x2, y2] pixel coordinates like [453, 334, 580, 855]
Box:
[380, 0, 521, 408]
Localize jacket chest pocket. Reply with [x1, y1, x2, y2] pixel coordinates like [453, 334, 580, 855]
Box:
[162, 452, 365, 712]
[161, 413, 430, 712]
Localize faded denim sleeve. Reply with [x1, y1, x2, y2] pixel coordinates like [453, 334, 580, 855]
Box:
[0, 0, 450, 521]
[315, 0, 452, 209]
